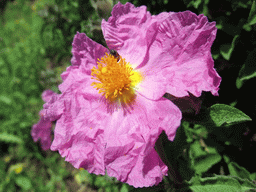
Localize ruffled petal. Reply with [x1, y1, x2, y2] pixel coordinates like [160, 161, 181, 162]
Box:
[49, 78, 181, 187]
[163, 53, 221, 97]
[42, 90, 57, 102]
[71, 32, 108, 75]
[102, 2, 157, 67]
[148, 11, 221, 97]
[31, 110, 52, 150]
[42, 93, 64, 122]
[31, 90, 58, 150]
[49, 73, 107, 174]
[53, 117, 106, 175]
[103, 94, 182, 187]
[50, 92, 108, 174]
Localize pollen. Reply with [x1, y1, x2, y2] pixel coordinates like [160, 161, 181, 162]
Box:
[91, 52, 143, 104]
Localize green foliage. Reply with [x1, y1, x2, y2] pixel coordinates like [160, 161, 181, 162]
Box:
[190, 140, 222, 174]
[236, 48, 256, 89]
[189, 175, 256, 191]
[0, 0, 45, 133]
[209, 104, 252, 127]
[15, 176, 32, 191]
[0, 132, 23, 144]
[220, 35, 239, 61]
[162, 103, 255, 190]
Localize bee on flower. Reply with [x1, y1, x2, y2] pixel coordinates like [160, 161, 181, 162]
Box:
[109, 49, 120, 62]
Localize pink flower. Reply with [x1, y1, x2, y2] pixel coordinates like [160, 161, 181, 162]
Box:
[38, 2, 221, 188]
[31, 90, 57, 150]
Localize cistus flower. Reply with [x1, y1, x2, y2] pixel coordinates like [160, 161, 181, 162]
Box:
[31, 90, 57, 150]
[34, 2, 221, 188]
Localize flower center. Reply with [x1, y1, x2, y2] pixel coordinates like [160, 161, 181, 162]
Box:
[91, 52, 142, 104]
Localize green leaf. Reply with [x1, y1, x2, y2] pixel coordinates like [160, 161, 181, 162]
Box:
[0, 95, 12, 105]
[183, 121, 194, 143]
[236, 48, 256, 89]
[250, 173, 256, 180]
[94, 176, 108, 188]
[0, 159, 6, 181]
[220, 35, 239, 60]
[209, 104, 251, 127]
[183, 0, 202, 9]
[190, 141, 221, 174]
[191, 0, 202, 9]
[236, 77, 244, 89]
[228, 162, 251, 180]
[0, 132, 23, 144]
[120, 184, 130, 192]
[189, 175, 256, 191]
[15, 176, 32, 190]
[248, 1, 256, 25]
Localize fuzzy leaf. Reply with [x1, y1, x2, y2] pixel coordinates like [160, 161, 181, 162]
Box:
[189, 175, 256, 191]
[209, 104, 251, 127]
[228, 162, 251, 180]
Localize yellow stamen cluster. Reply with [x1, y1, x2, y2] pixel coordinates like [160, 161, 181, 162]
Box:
[91, 53, 142, 104]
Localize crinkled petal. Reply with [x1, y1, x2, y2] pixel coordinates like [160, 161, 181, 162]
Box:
[31, 90, 59, 150]
[163, 53, 221, 97]
[31, 110, 52, 150]
[102, 3, 221, 99]
[49, 66, 107, 174]
[71, 32, 108, 75]
[42, 93, 64, 122]
[42, 90, 57, 102]
[61, 32, 109, 92]
[52, 116, 106, 175]
[103, 94, 181, 187]
[50, 91, 107, 174]
[102, 2, 157, 68]
[49, 78, 181, 187]
[150, 11, 221, 97]
[102, 2, 169, 100]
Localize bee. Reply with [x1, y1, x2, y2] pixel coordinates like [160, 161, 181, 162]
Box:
[109, 49, 120, 62]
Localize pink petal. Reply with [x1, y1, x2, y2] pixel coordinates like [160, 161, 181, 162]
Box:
[31, 90, 59, 150]
[104, 95, 182, 187]
[102, 2, 157, 67]
[42, 93, 64, 122]
[31, 111, 52, 150]
[49, 78, 181, 187]
[150, 11, 221, 97]
[71, 32, 108, 75]
[136, 69, 167, 100]
[42, 90, 57, 102]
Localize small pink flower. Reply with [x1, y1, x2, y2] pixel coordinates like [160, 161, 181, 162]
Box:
[31, 90, 57, 150]
[37, 2, 220, 187]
